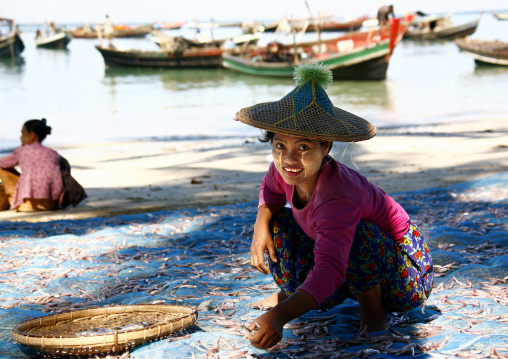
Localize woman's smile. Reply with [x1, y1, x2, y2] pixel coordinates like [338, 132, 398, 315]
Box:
[283, 166, 303, 175]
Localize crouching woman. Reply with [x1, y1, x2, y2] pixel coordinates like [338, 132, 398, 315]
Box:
[234, 63, 434, 349]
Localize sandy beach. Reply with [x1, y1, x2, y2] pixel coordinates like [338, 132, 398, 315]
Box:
[1, 115, 507, 223]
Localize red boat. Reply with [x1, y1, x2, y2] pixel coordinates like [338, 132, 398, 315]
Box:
[222, 15, 415, 80]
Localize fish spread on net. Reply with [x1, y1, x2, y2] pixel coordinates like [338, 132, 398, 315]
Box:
[2, 185, 508, 358]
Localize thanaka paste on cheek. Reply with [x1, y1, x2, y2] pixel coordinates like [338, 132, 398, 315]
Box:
[277, 149, 282, 169]
[273, 148, 283, 174]
[301, 151, 308, 178]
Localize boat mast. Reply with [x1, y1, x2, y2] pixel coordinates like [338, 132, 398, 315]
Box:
[305, 0, 322, 54]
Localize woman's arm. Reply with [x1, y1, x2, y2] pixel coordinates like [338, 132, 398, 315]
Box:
[248, 289, 317, 349]
[250, 203, 282, 274]
[0, 152, 19, 169]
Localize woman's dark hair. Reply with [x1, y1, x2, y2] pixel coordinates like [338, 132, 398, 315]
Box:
[259, 130, 333, 154]
[24, 118, 52, 142]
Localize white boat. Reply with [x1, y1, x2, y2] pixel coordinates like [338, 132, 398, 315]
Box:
[35, 31, 72, 49]
[493, 12, 508, 20]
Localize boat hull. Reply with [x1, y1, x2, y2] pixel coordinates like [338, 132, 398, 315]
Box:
[325, 47, 390, 80]
[405, 19, 479, 40]
[95, 45, 223, 68]
[222, 42, 391, 80]
[455, 38, 508, 66]
[0, 33, 25, 57]
[35, 32, 71, 49]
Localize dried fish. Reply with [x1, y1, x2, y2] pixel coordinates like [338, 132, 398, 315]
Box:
[241, 321, 260, 337]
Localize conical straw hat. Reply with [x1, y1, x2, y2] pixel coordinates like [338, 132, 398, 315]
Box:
[236, 63, 376, 142]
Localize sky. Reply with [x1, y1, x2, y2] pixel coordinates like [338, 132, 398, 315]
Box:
[2, 0, 508, 25]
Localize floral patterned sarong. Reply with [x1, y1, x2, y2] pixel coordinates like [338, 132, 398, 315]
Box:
[265, 208, 434, 311]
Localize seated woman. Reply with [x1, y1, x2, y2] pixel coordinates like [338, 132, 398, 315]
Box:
[0, 119, 65, 212]
[235, 63, 434, 349]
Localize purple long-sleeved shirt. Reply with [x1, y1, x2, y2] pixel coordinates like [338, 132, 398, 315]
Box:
[259, 158, 410, 306]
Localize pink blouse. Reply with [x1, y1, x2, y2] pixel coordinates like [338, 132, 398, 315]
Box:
[259, 158, 410, 306]
[0, 142, 64, 209]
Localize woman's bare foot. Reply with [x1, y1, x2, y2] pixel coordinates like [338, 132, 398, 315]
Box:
[252, 291, 288, 309]
[355, 284, 389, 332]
[360, 312, 389, 332]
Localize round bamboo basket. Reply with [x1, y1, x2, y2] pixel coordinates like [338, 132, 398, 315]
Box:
[11, 304, 198, 355]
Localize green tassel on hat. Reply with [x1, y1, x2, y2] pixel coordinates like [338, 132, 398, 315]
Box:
[293, 62, 333, 88]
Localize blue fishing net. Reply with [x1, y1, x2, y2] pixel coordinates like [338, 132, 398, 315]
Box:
[0, 172, 507, 359]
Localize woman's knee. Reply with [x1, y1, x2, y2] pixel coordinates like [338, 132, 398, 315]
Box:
[0, 168, 20, 196]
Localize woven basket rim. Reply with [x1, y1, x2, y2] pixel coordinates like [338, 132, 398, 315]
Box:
[12, 304, 197, 339]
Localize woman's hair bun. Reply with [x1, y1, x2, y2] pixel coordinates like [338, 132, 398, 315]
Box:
[41, 118, 52, 134]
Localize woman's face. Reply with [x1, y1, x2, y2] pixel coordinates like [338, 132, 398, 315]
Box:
[272, 133, 330, 190]
[20, 126, 37, 145]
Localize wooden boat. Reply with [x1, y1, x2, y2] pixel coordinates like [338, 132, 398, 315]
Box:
[264, 15, 369, 32]
[492, 12, 508, 20]
[95, 39, 224, 69]
[35, 30, 72, 49]
[153, 20, 187, 30]
[187, 20, 241, 29]
[221, 16, 413, 81]
[307, 16, 369, 32]
[70, 24, 152, 39]
[151, 32, 226, 49]
[405, 14, 480, 40]
[151, 30, 262, 48]
[0, 18, 24, 57]
[455, 37, 508, 66]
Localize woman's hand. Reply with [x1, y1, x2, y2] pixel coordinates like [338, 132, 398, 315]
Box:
[250, 204, 281, 274]
[251, 223, 277, 274]
[246, 309, 284, 349]
[246, 290, 318, 350]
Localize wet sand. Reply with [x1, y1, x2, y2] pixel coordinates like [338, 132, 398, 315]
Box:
[1, 116, 507, 223]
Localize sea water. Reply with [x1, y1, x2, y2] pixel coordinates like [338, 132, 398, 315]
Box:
[1, 13, 507, 152]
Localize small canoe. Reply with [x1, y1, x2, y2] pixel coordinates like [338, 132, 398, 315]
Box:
[405, 16, 479, 40]
[35, 31, 72, 49]
[455, 37, 508, 66]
